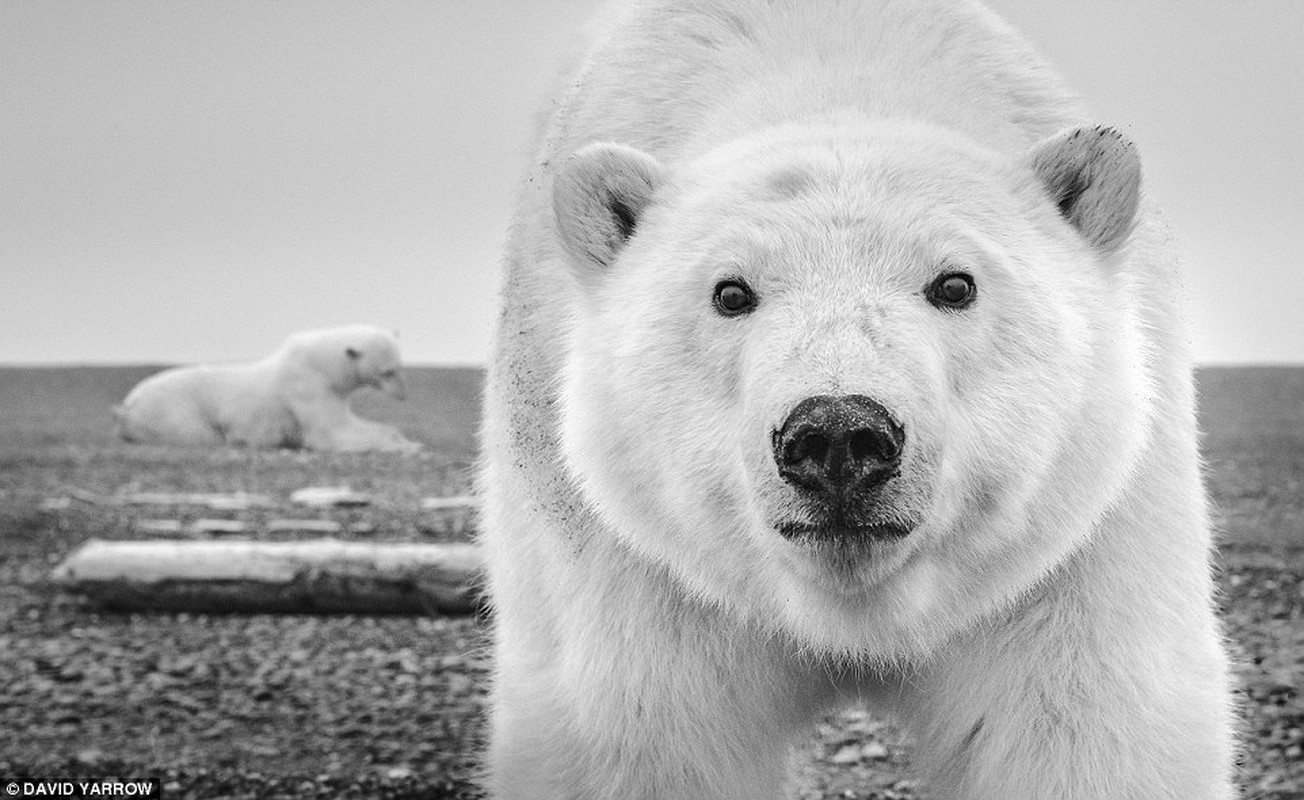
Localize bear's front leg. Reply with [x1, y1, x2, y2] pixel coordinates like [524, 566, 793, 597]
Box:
[483, 537, 836, 800]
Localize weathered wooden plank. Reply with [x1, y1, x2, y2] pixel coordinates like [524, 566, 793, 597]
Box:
[52, 539, 484, 615]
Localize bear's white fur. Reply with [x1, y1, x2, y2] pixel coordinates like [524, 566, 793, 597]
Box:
[480, 1, 1234, 798]
[116, 324, 420, 452]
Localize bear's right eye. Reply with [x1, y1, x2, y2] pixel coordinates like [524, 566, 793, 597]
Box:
[925, 272, 977, 310]
[714, 279, 756, 317]
[713, 280, 757, 317]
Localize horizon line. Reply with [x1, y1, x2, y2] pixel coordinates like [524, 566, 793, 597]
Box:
[1, 360, 1302, 371]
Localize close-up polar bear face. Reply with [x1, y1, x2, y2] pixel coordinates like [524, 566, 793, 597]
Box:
[555, 120, 1153, 660]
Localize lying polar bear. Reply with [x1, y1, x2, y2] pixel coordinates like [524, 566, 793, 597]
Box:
[115, 324, 421, 452]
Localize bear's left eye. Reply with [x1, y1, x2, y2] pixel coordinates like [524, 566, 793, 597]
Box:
[925, 272, 977, 310]
[713, 280, 757, 316]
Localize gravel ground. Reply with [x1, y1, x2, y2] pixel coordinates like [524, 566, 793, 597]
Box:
[0, 366, 1300, 798]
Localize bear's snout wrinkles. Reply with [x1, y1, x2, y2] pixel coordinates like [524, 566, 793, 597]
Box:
[773, 395, 904, 498]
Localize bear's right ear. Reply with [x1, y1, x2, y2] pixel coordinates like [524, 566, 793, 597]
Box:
[553, 142, 666, 277]
[1026, 125, 1141, 254]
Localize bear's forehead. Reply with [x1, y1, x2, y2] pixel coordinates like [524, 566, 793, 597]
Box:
[662, 150, 1012, 265]
[678, 123, 1011, 211]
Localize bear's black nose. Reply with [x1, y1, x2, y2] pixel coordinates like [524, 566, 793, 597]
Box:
[773, 395, 904, 496]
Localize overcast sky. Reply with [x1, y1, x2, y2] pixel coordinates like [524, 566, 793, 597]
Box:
[2, 0, 1301, 366]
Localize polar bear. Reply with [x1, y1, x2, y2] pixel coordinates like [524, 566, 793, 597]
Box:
[479, 1, 1234, 798]
[115, 324, 421, 452]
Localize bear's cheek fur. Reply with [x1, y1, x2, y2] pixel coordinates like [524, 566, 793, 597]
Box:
[890, 257, 1148, 652]
[560, 260, 764, 573]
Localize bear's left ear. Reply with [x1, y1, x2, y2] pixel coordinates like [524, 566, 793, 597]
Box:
[345, 347, 361, 360]
[553, 142, 667, 279]
[1026, 125, 1141, 253]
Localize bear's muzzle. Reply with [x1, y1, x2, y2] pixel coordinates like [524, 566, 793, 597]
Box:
[772, 394, 910, 542]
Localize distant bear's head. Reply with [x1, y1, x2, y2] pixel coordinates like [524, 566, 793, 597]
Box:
[344, 337, 406, 400]
[288, 325, 408, 400]
[553, 121, 1153, 660]
[344, 329, 407, 400]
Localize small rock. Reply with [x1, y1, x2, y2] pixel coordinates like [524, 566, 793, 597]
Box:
[291, 486, 372, 508]
[266, 519, 343, 534]
[830, 744, 863, 765]
[420, 495, 476, 512]
[191, 519, 247, 536]
[446, 673, 473, 695]
[420, 496, 476, 535]
[136, 519, 185, 536]
[204, 493, 275, 511]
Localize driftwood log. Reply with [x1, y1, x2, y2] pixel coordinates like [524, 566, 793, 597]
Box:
[52, 538, 484, 615]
